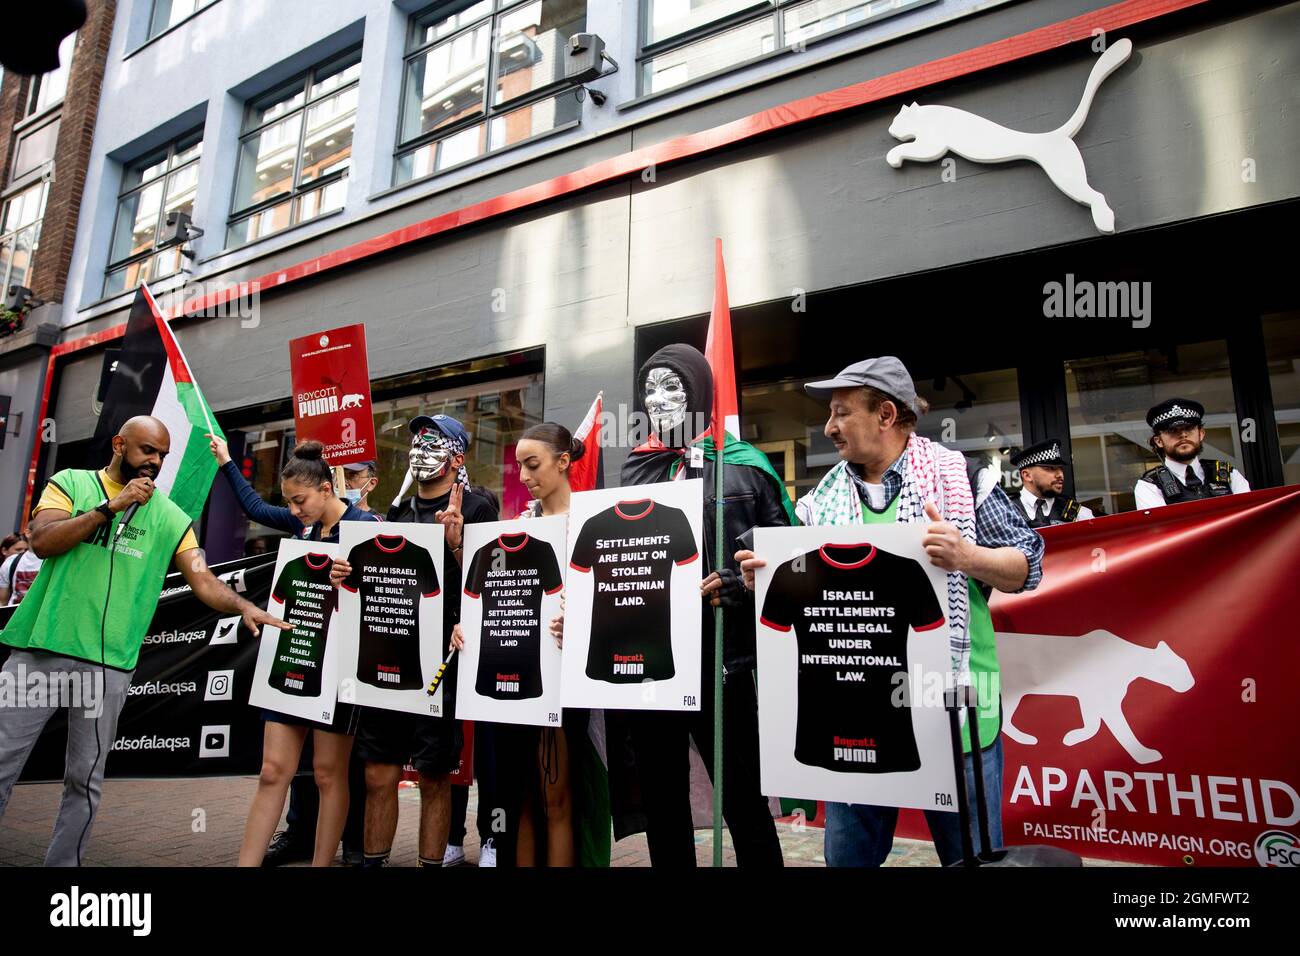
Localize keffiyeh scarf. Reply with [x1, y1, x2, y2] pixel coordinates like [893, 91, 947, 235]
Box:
[796, 433, 977, 681]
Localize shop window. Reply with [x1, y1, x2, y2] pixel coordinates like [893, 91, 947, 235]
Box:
[1065, 342, 1241, 516]
[1262, 312, 1300, 487]
[394, 0, 586, 186]
[741, 367, 1022, 504]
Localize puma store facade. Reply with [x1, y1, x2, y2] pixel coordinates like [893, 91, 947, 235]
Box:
[21, 0, 1300, 555]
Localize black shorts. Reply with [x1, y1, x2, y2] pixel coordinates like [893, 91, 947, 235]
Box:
[354, 706, 463, 776]
[262, 702, 360, 736]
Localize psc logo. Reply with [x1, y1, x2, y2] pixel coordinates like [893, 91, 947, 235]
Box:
[1253, 830, 1300, 867]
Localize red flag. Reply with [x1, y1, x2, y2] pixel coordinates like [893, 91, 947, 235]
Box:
[568, 391, 604, 492]
[704, 238, 739, 449]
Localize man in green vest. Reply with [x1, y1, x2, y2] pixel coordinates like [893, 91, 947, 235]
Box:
[0, 415, 289, 866]
[737, 357, 1044, 866]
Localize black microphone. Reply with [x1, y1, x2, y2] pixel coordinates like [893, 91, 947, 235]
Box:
[114, 501, 140, 539]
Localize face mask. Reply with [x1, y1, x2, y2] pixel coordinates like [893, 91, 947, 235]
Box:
[644, 366, 688, 436]
[343, 488, 363, 505]
[410, 445, 452, 482]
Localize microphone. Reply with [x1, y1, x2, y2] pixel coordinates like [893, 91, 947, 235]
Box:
[115, 501, 140, 539]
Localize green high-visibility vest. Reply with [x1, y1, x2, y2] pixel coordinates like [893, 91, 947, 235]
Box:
[858, 497, 1000, 754]
[1, 469, 194, 671]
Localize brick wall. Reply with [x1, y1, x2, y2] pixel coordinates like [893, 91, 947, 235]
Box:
[25, 0, 117, 305]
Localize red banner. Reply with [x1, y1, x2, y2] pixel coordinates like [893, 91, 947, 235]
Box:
[287, 324, 377, 466]
[985, 487, 1300, 866]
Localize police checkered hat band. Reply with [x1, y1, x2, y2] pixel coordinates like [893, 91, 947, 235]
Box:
[1011, 440, 1066, 470]
[1152, 404, 1199, 427]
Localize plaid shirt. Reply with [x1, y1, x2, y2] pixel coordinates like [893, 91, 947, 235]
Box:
[849, 454, 1044, 593]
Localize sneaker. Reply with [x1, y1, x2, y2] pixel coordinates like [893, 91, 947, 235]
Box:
[479, 839, 497, 867]
[443, 844, 466, 867]
[342, 845, 364, 867]
[262, 830, 313, 868]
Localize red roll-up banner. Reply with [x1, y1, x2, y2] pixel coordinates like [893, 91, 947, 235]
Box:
[984, 487, 1300, 866]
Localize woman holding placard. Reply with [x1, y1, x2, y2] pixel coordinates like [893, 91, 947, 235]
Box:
[209, 435, 380, 866]
[450, 422, 606, 866]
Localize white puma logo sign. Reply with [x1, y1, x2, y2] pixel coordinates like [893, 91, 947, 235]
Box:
[997, 628, 1194, 765]
[886, 38, 1133, 233]
[112, 359, 153, 392]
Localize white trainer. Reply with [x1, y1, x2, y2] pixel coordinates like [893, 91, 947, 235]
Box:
[479, 839, 497, 867]
[443, 844, 466, 867]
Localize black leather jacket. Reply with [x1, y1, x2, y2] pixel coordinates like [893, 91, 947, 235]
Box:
[692, 457, 792, 674]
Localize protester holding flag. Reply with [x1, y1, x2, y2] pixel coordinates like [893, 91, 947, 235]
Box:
[616, 343, 794, 866]
[0, 416, 291, 867]
[207, 435, 380, 866]
[737, 356, 1045, 867]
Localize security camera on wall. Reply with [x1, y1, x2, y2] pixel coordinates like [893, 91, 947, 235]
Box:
[566, 32, 618, 89]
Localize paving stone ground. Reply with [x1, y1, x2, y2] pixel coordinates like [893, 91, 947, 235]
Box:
[0, 777, 1128, 867]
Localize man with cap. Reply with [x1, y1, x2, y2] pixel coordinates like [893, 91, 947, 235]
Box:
[737, 356, 1044, 867]
[342, 460, 381, 515]
[1134, 398, 1250, 509]
[331, 414, 498, 867]
[1011, 439, 1093, 527]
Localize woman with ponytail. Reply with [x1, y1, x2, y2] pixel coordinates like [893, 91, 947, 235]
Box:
[449, 422, 601, 865]
[208, 436, 380, 866]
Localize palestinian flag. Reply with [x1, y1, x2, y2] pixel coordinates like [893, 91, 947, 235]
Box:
[92, 284, 224, 521]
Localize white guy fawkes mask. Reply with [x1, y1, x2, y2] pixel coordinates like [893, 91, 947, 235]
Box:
[409, 442, 453, 482]
[644, 366, 688, 436]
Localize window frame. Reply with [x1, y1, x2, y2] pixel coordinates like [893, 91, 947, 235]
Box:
[394, 0, 588, 185]
[24, 31, 76, 119]
[226, 46, 363, 249]
[103, 128, 204, 297]
[0, 180, 50, 298]
[147, 0, 220, 43]
[636, 0, 939, 97]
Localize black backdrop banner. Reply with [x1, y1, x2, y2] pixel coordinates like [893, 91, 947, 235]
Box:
[0, 553, 276, 782]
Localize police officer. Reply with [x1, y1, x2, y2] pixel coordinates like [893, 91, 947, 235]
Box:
[1134, 398, 1250, 508]
[1010, 439, 1093, 526]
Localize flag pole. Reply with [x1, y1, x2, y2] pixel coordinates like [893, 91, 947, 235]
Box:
[708, 239, 730, 868]
[713, 431, 725, 867]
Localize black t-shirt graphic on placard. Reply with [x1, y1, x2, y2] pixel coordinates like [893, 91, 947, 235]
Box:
[760, 543, 945, 774]
[569, 499, 699, 684]
[269, 553, 339, 697]
[341, 534, 440, 690]
[464, 532, 563, 700]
